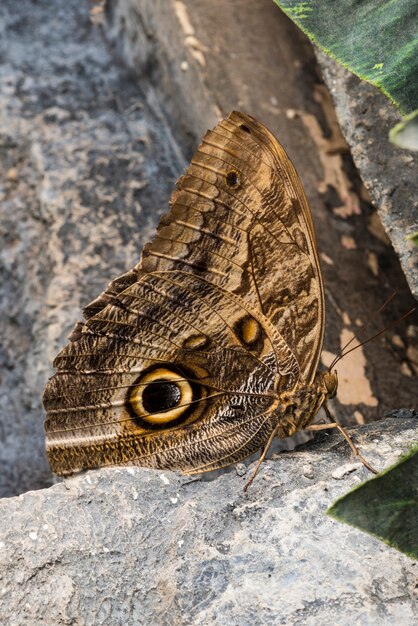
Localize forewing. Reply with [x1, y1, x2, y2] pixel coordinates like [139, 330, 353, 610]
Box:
[140, 111, 324, 382]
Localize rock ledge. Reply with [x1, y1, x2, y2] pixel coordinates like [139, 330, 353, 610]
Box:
[0, 417, 416, 625]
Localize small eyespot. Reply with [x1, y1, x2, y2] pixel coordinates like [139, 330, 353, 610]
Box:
[239, 316, 260, 345]
[183, 334, 210, 350]
[240, 124, 251, 133]
[226, 170, 240, 188]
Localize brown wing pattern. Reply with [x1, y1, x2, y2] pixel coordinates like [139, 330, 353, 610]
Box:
[141, 111, 323, 381]
[43, 112, 324, 475]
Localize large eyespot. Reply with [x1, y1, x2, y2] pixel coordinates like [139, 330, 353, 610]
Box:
[127, 367, 197, 430]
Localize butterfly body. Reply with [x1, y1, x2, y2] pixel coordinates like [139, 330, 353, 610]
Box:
[43, 112, 336, 477]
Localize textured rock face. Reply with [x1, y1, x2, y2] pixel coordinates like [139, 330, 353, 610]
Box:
[1, 0, 416, 504]
[315, 51, 418, 300]
[0, 0, 184, 496]
[0, 418, 416, 625]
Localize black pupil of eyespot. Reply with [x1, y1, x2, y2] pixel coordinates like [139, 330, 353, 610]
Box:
[226, 171, 238, 186]
[142, 380, 181, 414]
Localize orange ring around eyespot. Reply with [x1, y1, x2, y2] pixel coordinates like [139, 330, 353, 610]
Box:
[129, 368, 193, 424]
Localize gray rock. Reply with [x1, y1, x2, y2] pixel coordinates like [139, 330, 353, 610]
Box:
[1, 0, 416, 503]
[315, 51, 418, 299]
[0, 418, 416, 625]
[387, 408, 418, 419]
[106, 0, 418, 301]
[0, 0, 184, 497]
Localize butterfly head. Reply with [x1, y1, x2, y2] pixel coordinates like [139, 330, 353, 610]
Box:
[321, 370, 338, 400]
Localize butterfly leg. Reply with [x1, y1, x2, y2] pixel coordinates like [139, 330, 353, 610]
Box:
[243, 423, 282, 492]
[306, 407, 378, 475]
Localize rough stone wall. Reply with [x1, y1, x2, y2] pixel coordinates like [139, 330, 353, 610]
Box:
[105, 1, 418, 304]
[316, 51, 418, 300]
[0, 0, 416, 501]
[0, 0, 184, 496]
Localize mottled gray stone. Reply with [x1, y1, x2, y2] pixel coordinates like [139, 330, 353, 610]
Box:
[105, 0, 218, 155]
[1, 0, 417, 505]
[0, 0, 184, 497]
[0, 418, 416, 625]
[315, 51, 418, 299]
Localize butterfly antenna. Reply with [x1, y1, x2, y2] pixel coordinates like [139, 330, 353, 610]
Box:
[328, 291, 399, 371]
[328, 291, 398, 370]
[330, 305, 415, 370]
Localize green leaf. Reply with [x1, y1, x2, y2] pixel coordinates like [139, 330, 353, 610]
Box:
[390, 110, 418, 151]
[273, 1, 418, 116]
[327, 446, 418, 559]
[406, 231, 418, 247]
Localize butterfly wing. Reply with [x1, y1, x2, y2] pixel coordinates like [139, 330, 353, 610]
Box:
[43, 111, 324, 475]
[141, 111, 324, 381]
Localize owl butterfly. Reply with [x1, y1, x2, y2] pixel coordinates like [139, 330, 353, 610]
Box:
[43, 111, 354, 482]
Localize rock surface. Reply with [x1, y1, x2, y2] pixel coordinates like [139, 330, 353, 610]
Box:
[0, 0, 184, 496]
[316, 51, 418, 299]
[106, 0, 418, 300]
[0, 0, 416, 503]
[0, 417, 416, 625]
